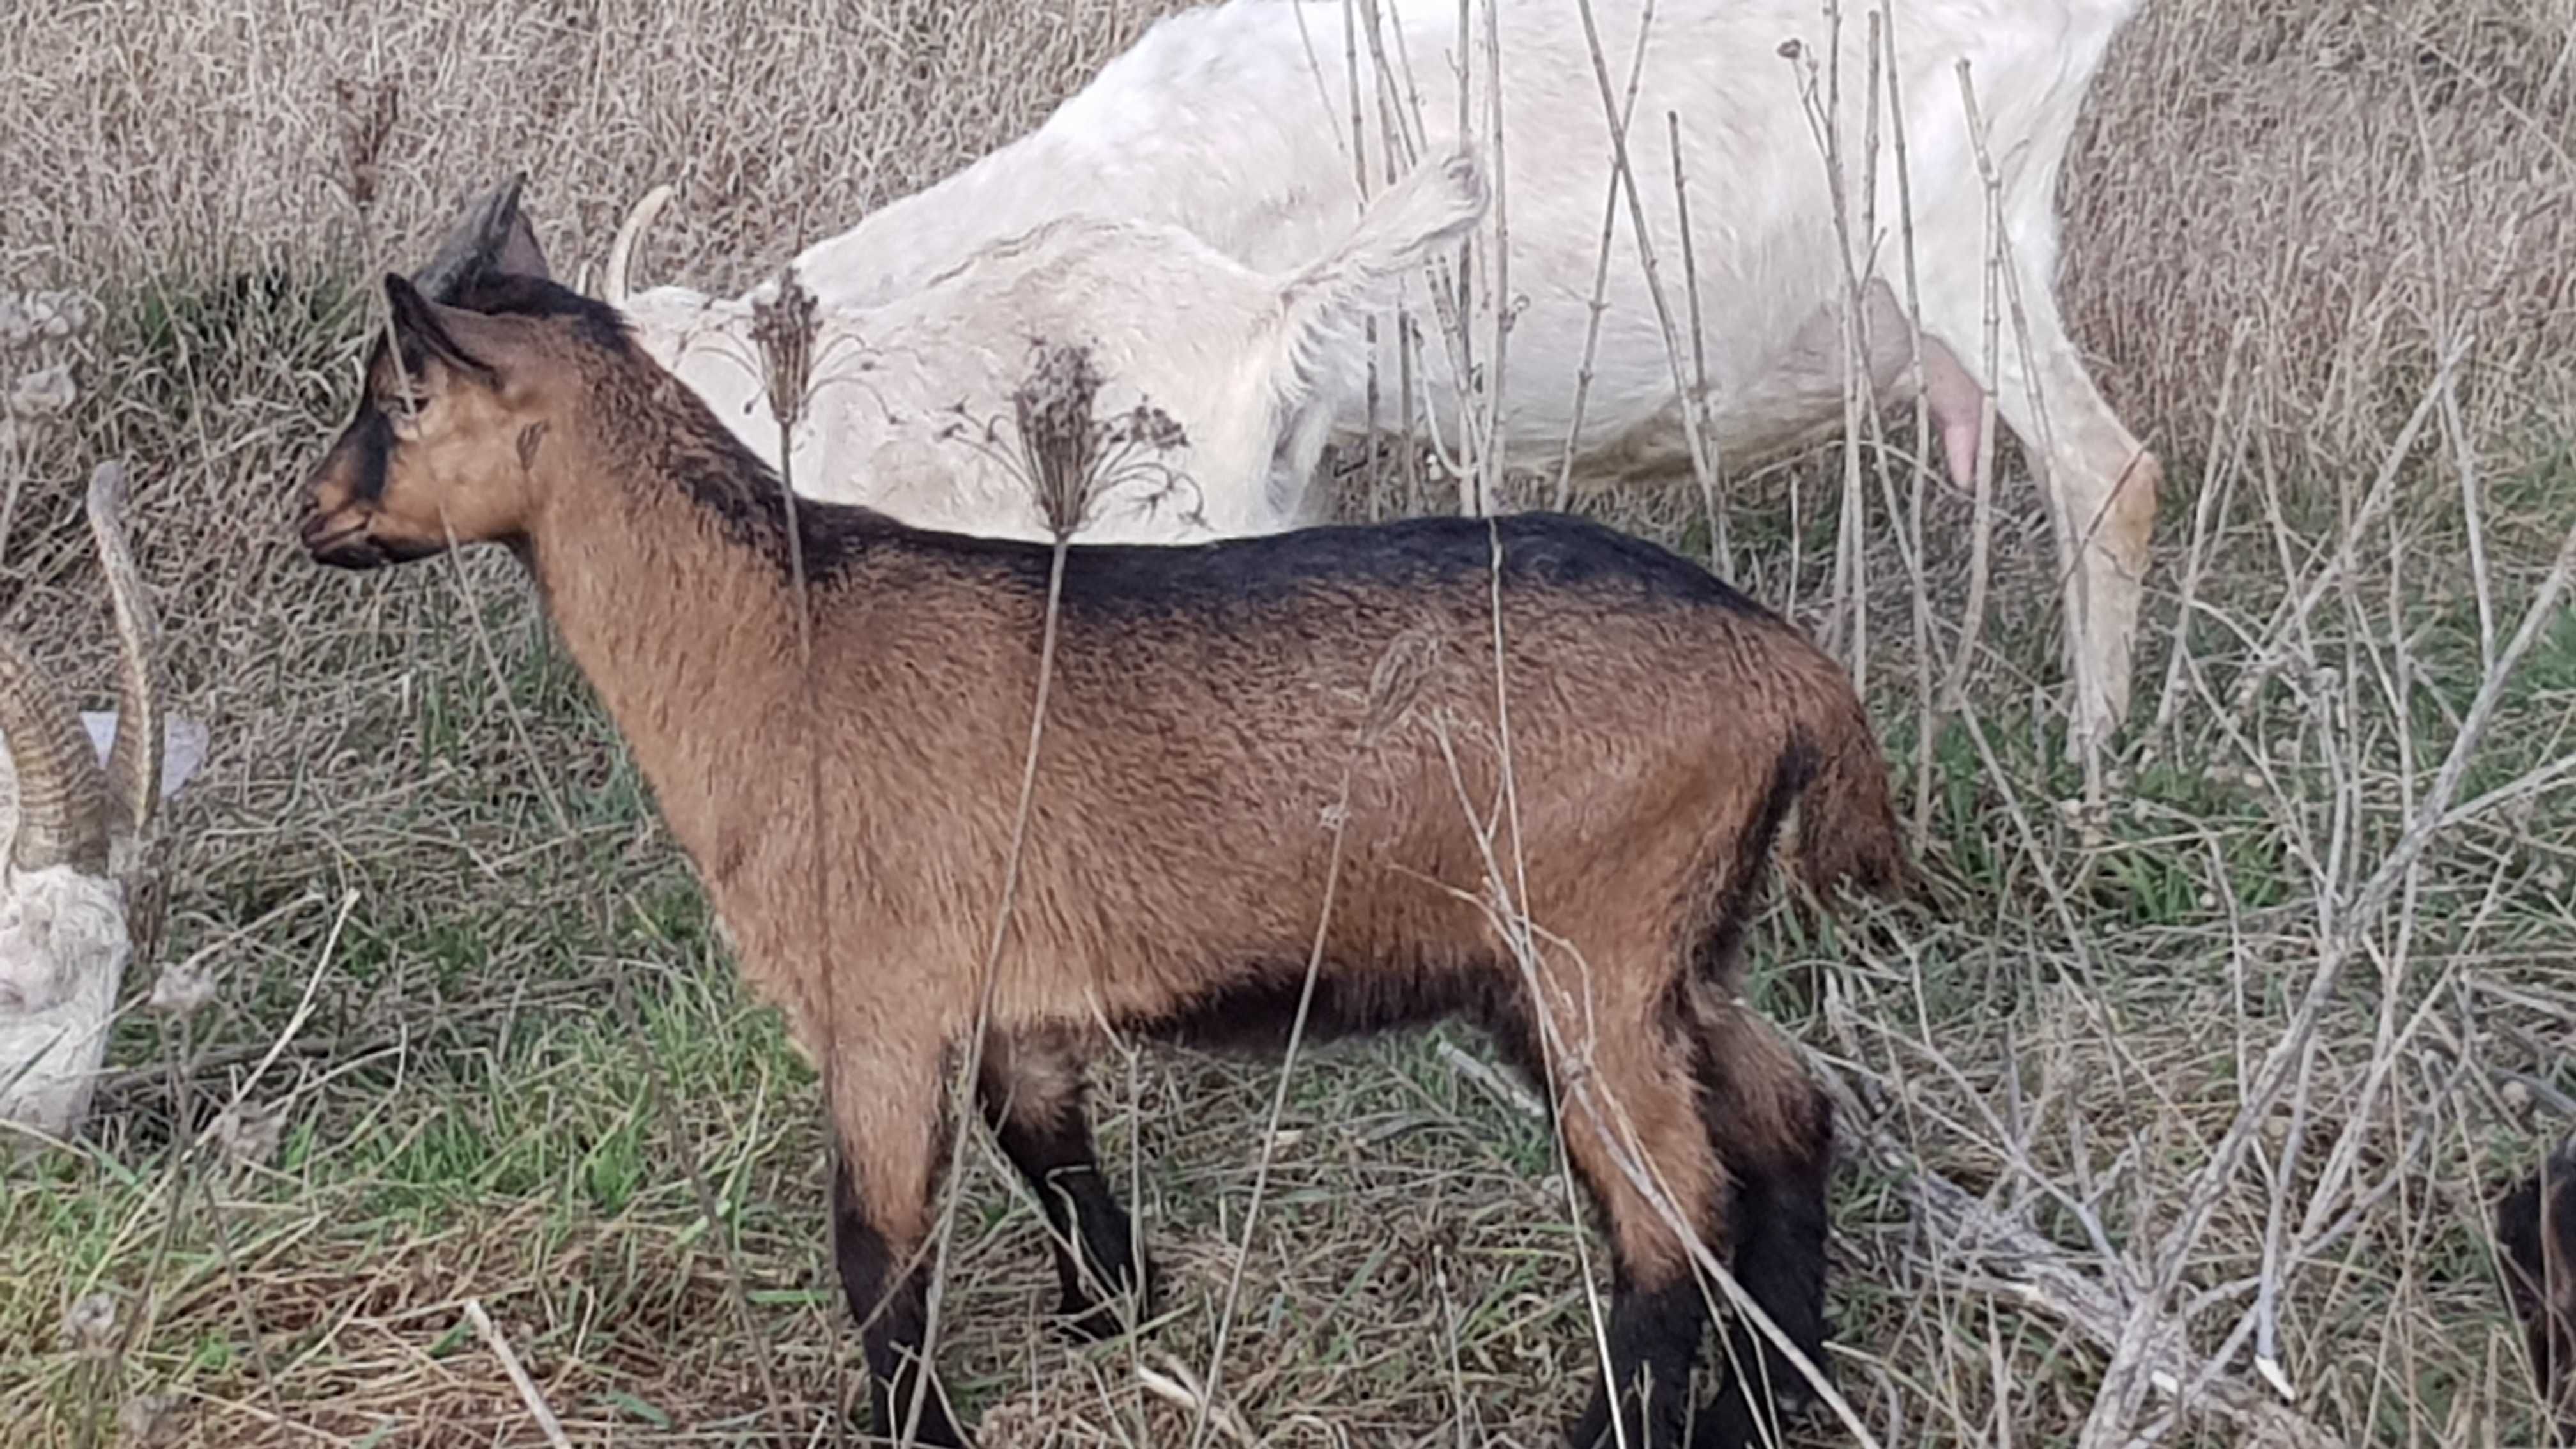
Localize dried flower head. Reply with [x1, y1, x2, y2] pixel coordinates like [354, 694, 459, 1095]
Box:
[4, 288, 99, 466]
[148, 953, 217, 1018]
[0, 289, 98, 348]
[62, 1291, 116, 1354]
[750, 266, 822, 438]
[1116, 400, 1188, 456]
[1012, 341, 1107, 539]
[1362, 629, 1441, 746]
[117, 1393, 186, 1446]
[6, 364, 75, 418]
[214, 1098, 285, 1169]
[334, 77, 400, 213]
[1004, 340, 1196, 541]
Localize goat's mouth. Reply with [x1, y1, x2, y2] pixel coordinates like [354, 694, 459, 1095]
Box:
[299, 513, 440, 570]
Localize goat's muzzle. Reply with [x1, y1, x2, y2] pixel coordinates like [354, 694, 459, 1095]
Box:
[298, 510, 435, 570]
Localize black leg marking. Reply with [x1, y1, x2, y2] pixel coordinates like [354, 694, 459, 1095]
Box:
[1697, 1149, 1831, 1444]
[983, 1092, 1153, 1341]
[832, 1157, 967, 1446]
[1564, 1268, 1714, 1449]
[1696, 1068, 1834, 1448]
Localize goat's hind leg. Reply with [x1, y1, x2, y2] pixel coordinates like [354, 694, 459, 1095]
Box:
[831, 1055, 970, 1446]
[976, 1028, 1152, 1341]
[1908, 234, 2159, 757]
[1687, 995, 1836, 1448]
[1544, 1023, 1729, 1449]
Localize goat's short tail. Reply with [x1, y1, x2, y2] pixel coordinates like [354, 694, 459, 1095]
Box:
[1791, 688, 1919, 907]
[1265, 143, 1487, 420]
[1282, 143, 1487, 325]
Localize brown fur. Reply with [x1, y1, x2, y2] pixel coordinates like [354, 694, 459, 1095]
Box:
[294, 210, 1915, 1446]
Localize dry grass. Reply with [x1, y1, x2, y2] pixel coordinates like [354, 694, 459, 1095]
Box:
[4, 1, 2574, 1446]
[2066, 0, 2576, 479]
[0, 0, 1163, 294]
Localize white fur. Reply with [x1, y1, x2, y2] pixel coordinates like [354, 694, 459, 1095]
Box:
[1, 712, 206, 1146]
[614, 147, 1485, 544]
[772, 0, 2160, 749]
[0, 864, 128, 1144]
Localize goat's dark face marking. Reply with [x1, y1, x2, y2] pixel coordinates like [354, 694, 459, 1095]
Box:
[300, 277, 548, 571]
[302, 174, 568, 572]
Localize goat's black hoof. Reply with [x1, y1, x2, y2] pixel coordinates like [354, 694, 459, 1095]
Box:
[1689, 1377, 1818, 1449]
[1057, 1255, 1159, 1345]
[1562, 1392, 1693, 1449]
[873, 1411, 970, 1449]
[1057, 1276, 1156, 1345]
[870, 1384, 971, 1448]
[1057, 1294, 1133, 1344]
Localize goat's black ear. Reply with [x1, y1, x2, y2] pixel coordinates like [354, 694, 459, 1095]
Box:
[415, 172, 536, 302]
[383, 274, 496, 386]
[487, 178, 551, 284]
[493, 206, 551, 283]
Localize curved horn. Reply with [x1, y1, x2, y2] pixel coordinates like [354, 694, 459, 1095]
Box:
[414, 172, 530, 303]
[88, 461, 163, 841]
[0, 632, 109, 877]
[604, 183, 674, 309]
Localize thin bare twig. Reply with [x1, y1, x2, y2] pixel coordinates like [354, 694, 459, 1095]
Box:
[464, 1298, 573, 1449]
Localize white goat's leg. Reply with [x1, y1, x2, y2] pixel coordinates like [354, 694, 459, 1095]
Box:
[1919, 277, 2156, 756]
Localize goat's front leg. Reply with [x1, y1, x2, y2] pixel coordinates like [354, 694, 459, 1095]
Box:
[830, 1052, 969, 1447]
[974, 1027, 1153, 1341]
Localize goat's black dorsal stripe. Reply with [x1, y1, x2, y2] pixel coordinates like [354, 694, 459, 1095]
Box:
[351, 409, 394, 502]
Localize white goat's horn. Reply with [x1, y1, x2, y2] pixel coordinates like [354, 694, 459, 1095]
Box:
[88, 461, 164, 840]
[0, 630, 110, 876]
[604, 183, 675, 309]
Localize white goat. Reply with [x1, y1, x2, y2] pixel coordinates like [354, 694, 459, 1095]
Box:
[599, 147, 1487, 544]
[2, 463, 204, 1147]
[747, 0, 2161, 753]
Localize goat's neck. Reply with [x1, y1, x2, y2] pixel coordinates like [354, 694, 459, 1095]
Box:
[519, 431, 839, 889]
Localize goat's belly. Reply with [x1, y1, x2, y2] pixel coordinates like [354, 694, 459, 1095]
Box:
[1342, 279, 1858, 470]
[1116, 951, 1514, 1055]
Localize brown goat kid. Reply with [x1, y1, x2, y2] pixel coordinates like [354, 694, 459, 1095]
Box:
[293, 186, 1917, 1449]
